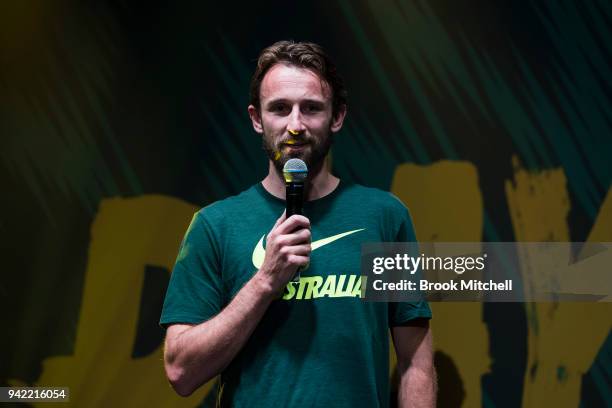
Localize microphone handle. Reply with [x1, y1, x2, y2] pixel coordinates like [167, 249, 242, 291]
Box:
[286, 182, 304, 217]
[286, 182, 305, 282]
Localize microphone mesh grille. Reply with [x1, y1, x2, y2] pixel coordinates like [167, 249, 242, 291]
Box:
[283, 158, 308, 182]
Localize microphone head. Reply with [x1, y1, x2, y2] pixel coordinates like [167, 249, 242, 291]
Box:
[283, 158, 308, 183]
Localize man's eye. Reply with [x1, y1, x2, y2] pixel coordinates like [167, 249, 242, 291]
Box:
[271, 105, 288, 113]
[304, 105, 322, 113]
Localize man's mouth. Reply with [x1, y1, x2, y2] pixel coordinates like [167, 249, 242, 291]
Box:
[283, 145, 308, 155]
[281, 140, 308, 148]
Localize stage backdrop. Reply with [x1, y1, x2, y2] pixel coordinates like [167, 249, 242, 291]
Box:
[1, 1, 611, 407]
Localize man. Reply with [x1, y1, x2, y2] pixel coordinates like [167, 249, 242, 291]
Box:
[161, 40, 435, 407]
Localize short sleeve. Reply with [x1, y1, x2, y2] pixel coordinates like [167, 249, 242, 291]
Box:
[389, 205, 432, 326]
[160, 211, 225, 328]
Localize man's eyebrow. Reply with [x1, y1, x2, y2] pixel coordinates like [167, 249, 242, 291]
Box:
[302, 99, 326, 105]
[264, 98, 289, 106]
[264, 98, 326, 106]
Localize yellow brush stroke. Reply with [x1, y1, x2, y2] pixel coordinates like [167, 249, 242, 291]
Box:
[11, 196, 211, 407]
[505, 156, 612, 407]
[391, 160, 489, 408]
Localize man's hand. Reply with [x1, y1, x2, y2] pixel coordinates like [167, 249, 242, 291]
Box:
[256, 211, 311, 293]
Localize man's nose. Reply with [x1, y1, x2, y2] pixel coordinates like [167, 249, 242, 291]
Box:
[287, 106, 306, 134]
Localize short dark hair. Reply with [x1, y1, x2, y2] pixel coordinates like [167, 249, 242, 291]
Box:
[249, 40, 347, 117]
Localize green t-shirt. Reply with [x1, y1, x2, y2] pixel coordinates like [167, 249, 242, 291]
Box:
[160, 181, 431, 407]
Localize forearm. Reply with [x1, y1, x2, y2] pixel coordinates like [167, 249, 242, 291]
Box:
[398, 364, 437, 408]
[165, 273, 275, 396]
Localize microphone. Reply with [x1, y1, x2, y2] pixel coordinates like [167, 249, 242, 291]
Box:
[283, 158, 308, 281]
[283, 158, 308, 217]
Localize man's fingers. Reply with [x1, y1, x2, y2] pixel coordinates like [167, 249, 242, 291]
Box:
[276, 214, 310, 235]
[280, 244, 311, 257]
[277, 229, 311, 246]
[272, 210, 287, 230]
[288, 254, 310, 267]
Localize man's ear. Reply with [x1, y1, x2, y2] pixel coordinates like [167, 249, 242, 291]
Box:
[248, 105, 264, 134]
[330, 104, 347, 133]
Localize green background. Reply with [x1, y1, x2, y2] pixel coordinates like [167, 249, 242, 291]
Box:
[1, 1, 611, 406]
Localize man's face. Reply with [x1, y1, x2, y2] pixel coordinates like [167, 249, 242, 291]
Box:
[248, 64, 346, 173]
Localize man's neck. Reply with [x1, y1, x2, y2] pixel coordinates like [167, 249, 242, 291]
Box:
[261, 158, 340, 201]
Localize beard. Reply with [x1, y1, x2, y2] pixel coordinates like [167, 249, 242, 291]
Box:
[262, 125, 333, 175]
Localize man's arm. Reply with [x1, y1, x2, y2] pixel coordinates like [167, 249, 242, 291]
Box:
[392, 319, 436, 408]
[164, 275, 274, 396]
[163, 213, 311, 396]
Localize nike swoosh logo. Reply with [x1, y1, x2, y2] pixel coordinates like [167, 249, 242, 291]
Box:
[251, 229, 365, 269]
